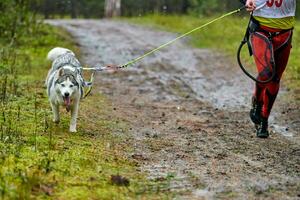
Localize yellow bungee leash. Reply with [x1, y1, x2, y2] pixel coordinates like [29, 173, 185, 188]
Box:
[82, 5, 246, 98]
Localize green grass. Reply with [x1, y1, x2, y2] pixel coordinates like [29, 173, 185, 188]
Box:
[0, 24, 174, 199]
[125, 14, 300, 90]
[2, 14, 298, 199]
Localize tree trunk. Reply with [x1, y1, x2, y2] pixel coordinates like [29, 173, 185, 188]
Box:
[70, 0, 77, 19]
[43, 0, 51, 19]
[105, 0, 121, 18]
[181, 0, 190, 13]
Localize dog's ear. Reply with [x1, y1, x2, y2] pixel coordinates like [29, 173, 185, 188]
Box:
[58, 68, 64, 77]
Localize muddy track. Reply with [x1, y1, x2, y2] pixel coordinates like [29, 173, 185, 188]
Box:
[47, 20, 299, 199]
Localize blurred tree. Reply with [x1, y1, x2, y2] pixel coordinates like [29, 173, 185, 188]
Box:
[38, 0, 105, 19]
[297, 0, 300, 17]
[188, 0, 219, 15]
[42, 0, 52, 19]
[105, 0, 121, 18]
[0, 0, 39, 44]
[70, 0, 78, 18]
[16, 0, 299, 19]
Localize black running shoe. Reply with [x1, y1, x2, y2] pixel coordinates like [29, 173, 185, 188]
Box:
[256, 117, 269, 138]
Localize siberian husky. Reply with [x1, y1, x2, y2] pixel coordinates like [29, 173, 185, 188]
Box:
[46, 47, 84, 132]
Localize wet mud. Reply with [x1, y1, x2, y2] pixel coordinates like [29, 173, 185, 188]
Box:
[47, 20, 299, 199]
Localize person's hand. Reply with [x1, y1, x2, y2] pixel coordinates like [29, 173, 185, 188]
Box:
[246, 0, 256, 11]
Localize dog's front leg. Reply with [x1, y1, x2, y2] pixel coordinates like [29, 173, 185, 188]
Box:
[70, 99, 79, 132]
[51, 102, 60, 123]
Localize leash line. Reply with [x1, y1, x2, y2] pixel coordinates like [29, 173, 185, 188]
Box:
[118, 6, 246, 68]
[82, 6, 245, 72]
[82, 6, 246, 98]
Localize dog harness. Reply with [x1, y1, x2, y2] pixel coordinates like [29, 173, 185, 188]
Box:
[51, 52, 82, 72]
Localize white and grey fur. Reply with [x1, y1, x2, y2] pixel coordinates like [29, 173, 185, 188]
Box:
[46, 47, 84, 132]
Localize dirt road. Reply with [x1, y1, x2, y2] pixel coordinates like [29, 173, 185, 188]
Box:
[47, 20, 299, 199]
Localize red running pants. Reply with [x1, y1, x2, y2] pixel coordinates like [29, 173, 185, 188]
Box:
[250, 26, 293, 119]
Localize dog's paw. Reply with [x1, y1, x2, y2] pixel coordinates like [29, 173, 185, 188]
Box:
[69, 128, 77, 133]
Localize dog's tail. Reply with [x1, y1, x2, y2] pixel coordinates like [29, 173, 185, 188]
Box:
[47, 47, 75, 61]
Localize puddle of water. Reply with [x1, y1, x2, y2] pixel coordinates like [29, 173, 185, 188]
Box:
[270, 124, 293, 137]
[268, 116, 294, 137]
[193, 188, 213, 198]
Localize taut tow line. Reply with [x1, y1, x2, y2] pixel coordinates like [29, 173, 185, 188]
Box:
[82, 5, 246, 98]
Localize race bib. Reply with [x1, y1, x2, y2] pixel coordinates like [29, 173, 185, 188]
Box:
[253, 0, 296, 18]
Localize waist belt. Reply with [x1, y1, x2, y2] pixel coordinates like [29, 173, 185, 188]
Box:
[257, 27, 293, 41]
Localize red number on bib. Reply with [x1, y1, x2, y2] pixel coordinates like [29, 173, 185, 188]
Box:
[275, 0, 283, 7]
[266, 0, 274, 7]
[266, 0, 283, 7]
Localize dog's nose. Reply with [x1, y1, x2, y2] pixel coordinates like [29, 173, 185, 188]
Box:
[64, 92, 70, 97]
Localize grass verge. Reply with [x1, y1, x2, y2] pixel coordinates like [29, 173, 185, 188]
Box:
[0, 24, 174, 199]
[125, 14, 300, 90]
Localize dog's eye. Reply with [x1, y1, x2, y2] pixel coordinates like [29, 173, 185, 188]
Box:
[70, 85, 74, 88]
[61, 84, 65, 87]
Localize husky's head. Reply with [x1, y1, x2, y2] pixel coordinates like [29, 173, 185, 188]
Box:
[55, 68, 80, 110]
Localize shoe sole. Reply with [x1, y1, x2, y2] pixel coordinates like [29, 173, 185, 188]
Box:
[256, 131, 269, 138]
[256, 134, 269, 138]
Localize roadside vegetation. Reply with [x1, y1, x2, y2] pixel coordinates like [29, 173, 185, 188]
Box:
[0, 2, 174, 199]
[126, 14, 300, 90]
